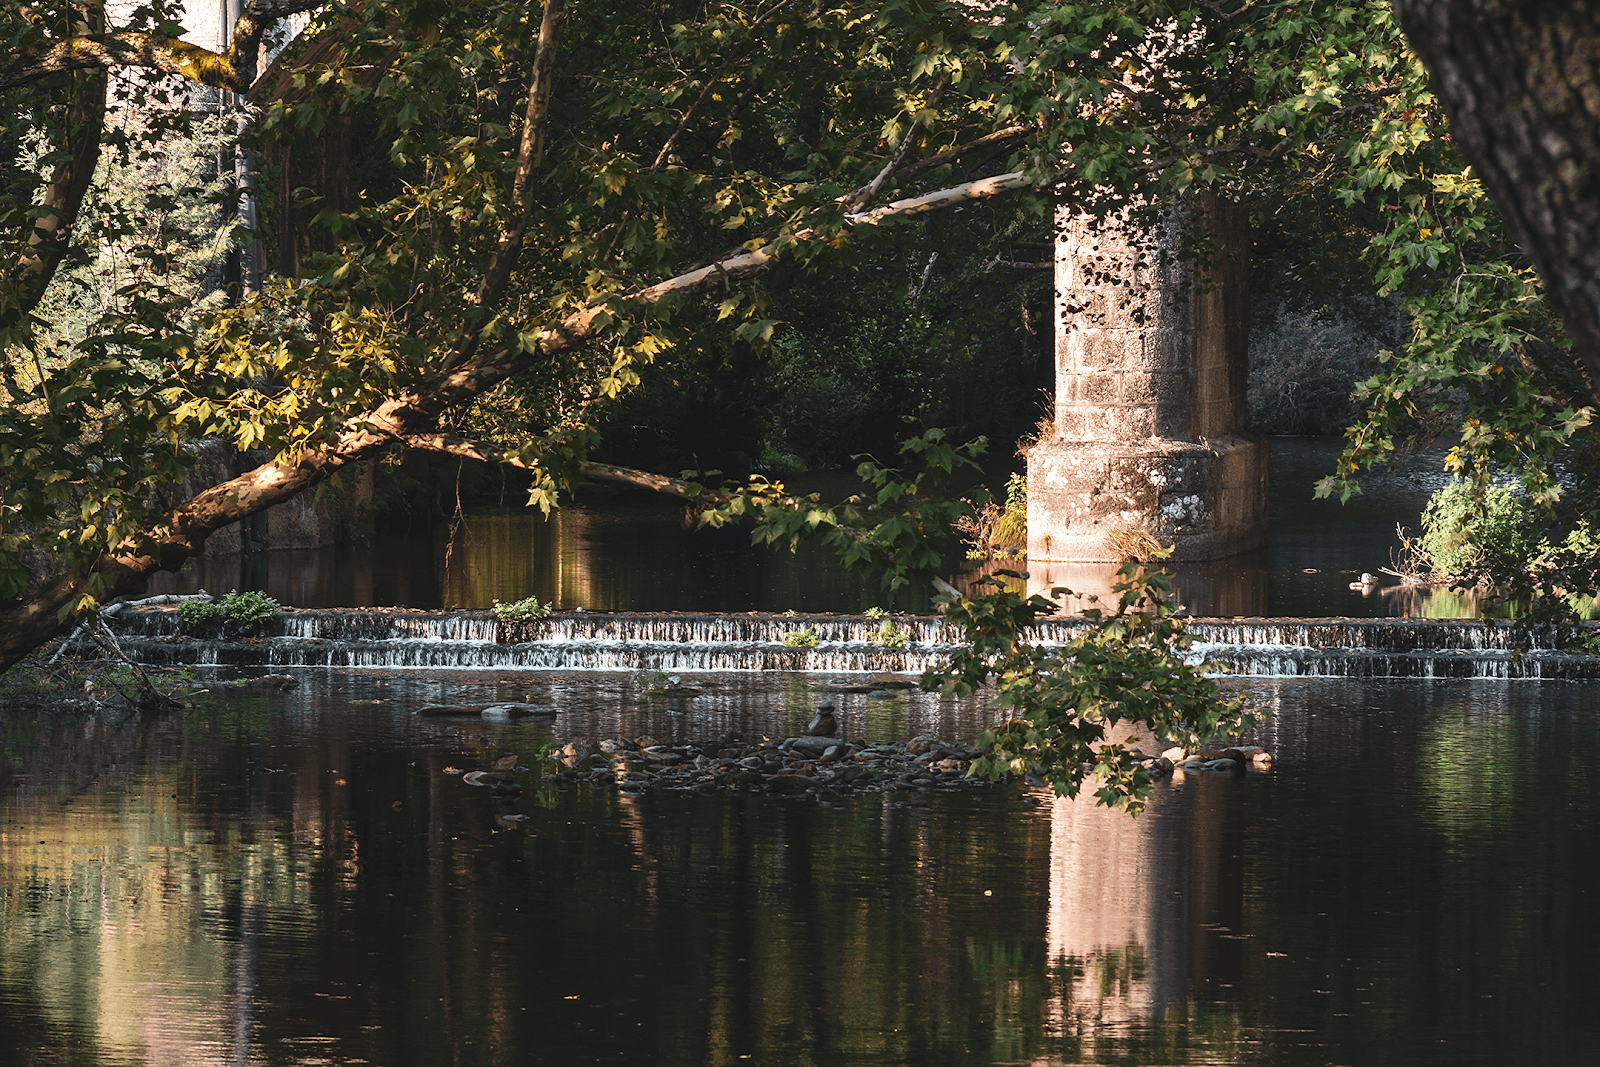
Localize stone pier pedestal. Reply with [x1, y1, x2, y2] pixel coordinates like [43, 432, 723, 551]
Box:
[1027, 198, 1268, 567]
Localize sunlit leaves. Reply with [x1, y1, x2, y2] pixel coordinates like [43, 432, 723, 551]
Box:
[692, 427, 982, 605]
[949, 558, 1259, 815]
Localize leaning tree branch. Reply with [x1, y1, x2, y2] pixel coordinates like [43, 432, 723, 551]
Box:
[0, 0, 326, 92]
[467, 0, 565, 317]
[892, 125, 1027, 186]
[0, 166, 1035, 672]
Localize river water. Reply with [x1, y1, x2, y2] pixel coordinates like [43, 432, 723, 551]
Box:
[3, 669, 1596, 1066]
[149, 438, 1474, 618]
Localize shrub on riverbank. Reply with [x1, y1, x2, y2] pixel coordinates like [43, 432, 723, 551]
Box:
[1398, 480, 1600, 617]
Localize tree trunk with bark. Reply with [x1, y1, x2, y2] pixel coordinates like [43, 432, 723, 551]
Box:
[1393, 0, 1600, 402]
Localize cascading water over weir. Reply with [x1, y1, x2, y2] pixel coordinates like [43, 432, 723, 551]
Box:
[99, 606, 1600, 680]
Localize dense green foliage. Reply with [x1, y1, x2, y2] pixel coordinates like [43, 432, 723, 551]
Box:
[177, 589, 280, 639]
[955, 562, 1256, 815]
[491, 595, 552, 621]
[1, 0, 1052, 620]
[1411, 481, 1599, 613]
[1417, 481, 1535, 582]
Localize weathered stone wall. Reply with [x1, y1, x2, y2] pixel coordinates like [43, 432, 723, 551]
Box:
[1027, 197, 1268, 563]
[181, 441, 375, 558]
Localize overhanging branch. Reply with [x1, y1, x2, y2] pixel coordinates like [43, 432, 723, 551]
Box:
[0, 0, 326, 92]
[403, 433, 712, 501]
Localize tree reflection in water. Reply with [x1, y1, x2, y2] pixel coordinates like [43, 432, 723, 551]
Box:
[3, 672, 1600, 1064]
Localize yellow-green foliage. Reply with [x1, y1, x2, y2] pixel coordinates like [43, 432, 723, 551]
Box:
[784, 627, 819, 649]
[870, 617, 910, 649]
[492, 596, 552, 621]
[959, 473, 1027, 559]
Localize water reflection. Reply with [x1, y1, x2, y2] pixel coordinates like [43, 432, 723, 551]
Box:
[148, 439, 1471, 617]
[7, 673, 1597, 1064]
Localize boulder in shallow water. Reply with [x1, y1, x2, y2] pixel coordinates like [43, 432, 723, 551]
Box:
[788, 735, 851, 758]
[1225, 745, 1273, 766]
[481, 703, 556, 722]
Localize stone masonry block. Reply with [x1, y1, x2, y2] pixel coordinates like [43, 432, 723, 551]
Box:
[1061, 327, 1131, 371]
[1077, 372, 1121, 405]
[1119, 369, 1192, 407]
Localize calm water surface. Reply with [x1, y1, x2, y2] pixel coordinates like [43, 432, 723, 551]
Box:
[3, 671, 1596, 1065]
[150, 439, 1474, 618]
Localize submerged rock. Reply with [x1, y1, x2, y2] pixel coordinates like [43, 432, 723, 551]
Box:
[417, 701, 554, 719]
[450, 722, 1272, 806]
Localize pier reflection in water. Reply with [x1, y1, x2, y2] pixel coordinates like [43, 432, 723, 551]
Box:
[149, 438, 1476, 618]
[3, 672, 1599, 1065]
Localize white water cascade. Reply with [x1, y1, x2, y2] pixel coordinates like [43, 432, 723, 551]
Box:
[94, 606, 1600, 679]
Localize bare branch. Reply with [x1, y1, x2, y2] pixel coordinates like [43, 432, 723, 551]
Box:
[893, 125, 1027, 185]
[649, 63, 735, 171]
[841, 78, 947, 212]
[468, 0, 566, 313]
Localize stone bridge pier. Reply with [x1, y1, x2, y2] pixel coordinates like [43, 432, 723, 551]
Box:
[1026, 198, 1268, 581]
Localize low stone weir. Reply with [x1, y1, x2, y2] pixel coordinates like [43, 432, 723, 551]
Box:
[98, 606, 1600, 678]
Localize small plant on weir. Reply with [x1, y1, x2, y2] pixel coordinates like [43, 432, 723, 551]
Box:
[784, 627, 819, 649]
[870, 618, 909, 649]
[178, 590, 280, 639]
[1569, 632, 1600, 655]
[632, 669, 669, 692]
[864, 606, 889, 618]
[492, 596, 552, 621]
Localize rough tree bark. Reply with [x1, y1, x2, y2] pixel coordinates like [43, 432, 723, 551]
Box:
[1392, 0, 1600, 401]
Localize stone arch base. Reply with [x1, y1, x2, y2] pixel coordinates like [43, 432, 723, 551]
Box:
[1025, 433, 1268, 563]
